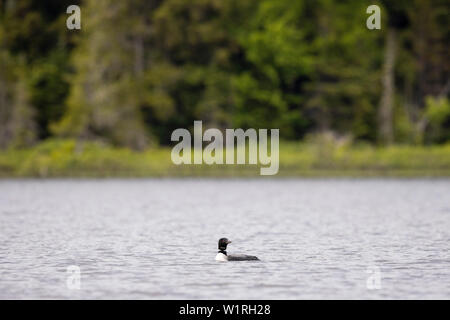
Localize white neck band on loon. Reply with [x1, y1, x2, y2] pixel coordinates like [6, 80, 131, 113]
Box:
[218, 249, 227, 255]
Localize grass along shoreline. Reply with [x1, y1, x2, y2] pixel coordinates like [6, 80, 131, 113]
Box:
[0, 139, 449, 178]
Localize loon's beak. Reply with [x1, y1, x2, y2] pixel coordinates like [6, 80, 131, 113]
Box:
[227, 240, 232, 244]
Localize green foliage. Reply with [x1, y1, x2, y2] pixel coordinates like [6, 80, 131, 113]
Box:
[1, 139, 449, 177]
[52, 1, 152, 149]
[0, 0, 448, 151]
[0, 50, 36, 148]
[28, 49, 71, 138]
[425, 97, 450, 143]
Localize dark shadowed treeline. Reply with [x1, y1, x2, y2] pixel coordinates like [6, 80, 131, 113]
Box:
[0, 0, 448, 150]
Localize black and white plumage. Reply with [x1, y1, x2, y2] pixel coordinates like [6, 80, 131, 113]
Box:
[215, 238, 259, 262]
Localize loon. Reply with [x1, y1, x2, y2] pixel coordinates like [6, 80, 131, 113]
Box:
[215, 238, 259, 261]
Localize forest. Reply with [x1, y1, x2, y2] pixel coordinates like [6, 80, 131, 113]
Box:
[0, 0, 449, 177]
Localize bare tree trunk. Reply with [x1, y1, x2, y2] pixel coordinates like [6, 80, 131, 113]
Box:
[0, 77, 10, 149]
[378, 28, 397, 145]
[134, 36, 144, 76]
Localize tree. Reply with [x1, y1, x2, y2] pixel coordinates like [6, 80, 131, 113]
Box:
[0, 51, 36, 148]
[0, 0, 77, 141]
[53, 0, 156, 149]
[233, 0, 381, 140]
[377, 0, 409, 145]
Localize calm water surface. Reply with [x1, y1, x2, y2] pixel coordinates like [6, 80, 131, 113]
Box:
[0, 179, 449, 299]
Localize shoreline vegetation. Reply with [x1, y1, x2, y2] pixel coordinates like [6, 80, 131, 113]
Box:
[1, 2, 449, 178]
[1, 139, 449, 178]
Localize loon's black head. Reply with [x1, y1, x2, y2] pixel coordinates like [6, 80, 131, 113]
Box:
[218, 238, 232, 251]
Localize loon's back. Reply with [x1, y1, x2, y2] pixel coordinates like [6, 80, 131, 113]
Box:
[228, 254, 259, 261]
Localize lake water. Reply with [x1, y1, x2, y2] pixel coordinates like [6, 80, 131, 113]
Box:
[0, 179, 449, 299]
